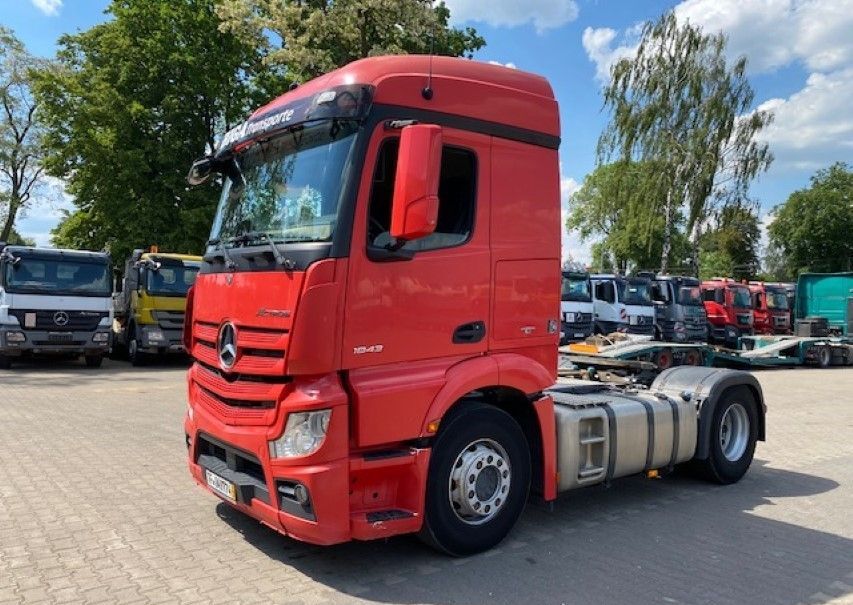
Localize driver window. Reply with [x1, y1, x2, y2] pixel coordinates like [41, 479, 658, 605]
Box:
[651, 282, 669, 303]
[367, 138, 476, 254]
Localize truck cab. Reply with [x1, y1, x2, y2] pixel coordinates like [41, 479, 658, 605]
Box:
[560, 269, 594, 344]
[701, 278, 754, 347]
[113, 249, 201, 365]
[0, 244, 112, 369]
[648, 274, 708, 342]
[748, 281, 791, 334]
[181, 56, 764, 556]
[590, 274, 656, 336]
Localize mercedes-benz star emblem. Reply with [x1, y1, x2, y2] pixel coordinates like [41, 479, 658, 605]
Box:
[53, 311, 70, 327]
[217, 322, 237, 370]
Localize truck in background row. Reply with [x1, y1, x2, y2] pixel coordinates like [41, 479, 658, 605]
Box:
[182, 56, 765, 555]
[0, 244, 112, 369]
[560, 268, 594, 344]
[701, 277, 754, 347]
[748, 281, 791, 335]
[795, 272, 853, 336]
[590, 274, 656, 336]
[113, 249, 201, 365]
[645, 274, 708, 343]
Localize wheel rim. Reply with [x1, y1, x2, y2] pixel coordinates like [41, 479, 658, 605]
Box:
[129, 338, 138, 359]
[719, 403, 749, 462]
[448, 439, 511, 525]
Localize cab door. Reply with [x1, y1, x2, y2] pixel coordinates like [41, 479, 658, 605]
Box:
[343, 125, 491, 370]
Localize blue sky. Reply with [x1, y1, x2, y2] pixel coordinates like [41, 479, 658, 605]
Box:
[5, 0, 853, 261]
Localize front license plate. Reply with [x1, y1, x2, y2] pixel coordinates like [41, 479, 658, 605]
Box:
[574, 332, 585, 338]
[205, 469, 237, 502]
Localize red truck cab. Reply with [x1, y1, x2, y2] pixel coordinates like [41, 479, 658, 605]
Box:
[701, 278, 754, 346]
[748, 281, 791, 334]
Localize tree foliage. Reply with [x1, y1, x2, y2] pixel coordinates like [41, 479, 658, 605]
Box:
[598, 11, 772, 273]
[698, 203, 761, 280]
[768, 162, 853, 274]
[0, 27, 51, 242]
[216, 0, 485, 89]
[34, 0, 257, 263]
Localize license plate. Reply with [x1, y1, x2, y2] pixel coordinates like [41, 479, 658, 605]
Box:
[205, 469, 237, 502]
[574, 332, 585, 338]
[48, 332, 72, 342]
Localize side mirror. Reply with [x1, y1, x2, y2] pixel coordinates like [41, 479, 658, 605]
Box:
[389, 124, 442, 242]
[187, 156, 214, 186]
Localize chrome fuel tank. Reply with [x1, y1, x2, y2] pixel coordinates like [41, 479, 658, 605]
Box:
[548, 383, 697, 492]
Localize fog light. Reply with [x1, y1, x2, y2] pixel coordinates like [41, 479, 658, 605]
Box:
[93, 332, 109, 343]
[147, 328, 165, 342]
[293, 483, 309, 505]
[269, 409, 331, 458]
[5, 331, 25, 343]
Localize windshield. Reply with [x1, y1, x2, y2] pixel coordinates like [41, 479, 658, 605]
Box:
[766, 289, 789, 310]
[678, 286, 703, 305]
[210, 120, 358, 247]
[561, 274, 591, 301]
[731, 287, 751, 308]
[4, 257, 110, 297]
[618, 280, 652, 305]
[145, 263, 200, 296]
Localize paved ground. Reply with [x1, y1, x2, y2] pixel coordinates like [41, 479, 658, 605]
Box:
[0, 358, 851, 605]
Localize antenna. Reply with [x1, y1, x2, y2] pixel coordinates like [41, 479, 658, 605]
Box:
[422, 1, 435, 100]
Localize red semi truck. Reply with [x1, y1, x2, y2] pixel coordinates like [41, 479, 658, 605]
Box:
[748, 281, 791, 335]
[183, 56, 766, 555]
[701, 278, 754, 347]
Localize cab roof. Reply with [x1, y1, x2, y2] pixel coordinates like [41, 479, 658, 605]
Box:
[140, 252, 202, 263]
[2, 245, 110, 262]
[251, 55, 560, 141]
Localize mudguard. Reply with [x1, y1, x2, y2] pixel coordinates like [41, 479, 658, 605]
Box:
[651, 366, 766, 460]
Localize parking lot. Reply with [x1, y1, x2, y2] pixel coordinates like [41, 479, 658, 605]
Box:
[0, 361, 851, 605]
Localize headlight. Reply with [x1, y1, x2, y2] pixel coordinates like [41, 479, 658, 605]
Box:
[93, 332, 110, 343]
[5, 331, 25, 343]
[146, 328, 165, 342]
[269, 409, 331, 458]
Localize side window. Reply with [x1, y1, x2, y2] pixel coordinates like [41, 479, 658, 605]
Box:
[651, 282, 669, 303]
[595, 281, 614, 304]
[367, 138, 477, 253]
[702, 288, 717, 303]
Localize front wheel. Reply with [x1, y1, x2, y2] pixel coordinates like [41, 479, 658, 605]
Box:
[128, 331, 148, 367]
[0, 354, 11, 370]
[419, 403, 531, 556]
[693, 386, 758, 484]
[84, 355, 104, 368]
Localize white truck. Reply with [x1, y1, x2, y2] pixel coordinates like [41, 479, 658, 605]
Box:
[591, 273, 656, 336]
[560, 269, 594, 344]
[0, 244, 113, 369]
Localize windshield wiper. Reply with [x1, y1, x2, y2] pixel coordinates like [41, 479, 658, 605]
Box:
[228, 231, 296, 270]
[205, 238, 238, 270]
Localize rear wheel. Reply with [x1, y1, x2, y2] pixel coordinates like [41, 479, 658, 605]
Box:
[0, 354, 11, 370]
[419, 403, 531, 556]
[693, 386, 758, 484]
[816, 345, 832, 368]
[682, 348, 702, 366]
[653, 348, 673, 370]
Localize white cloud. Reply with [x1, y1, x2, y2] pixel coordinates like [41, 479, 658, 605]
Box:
[444, 0, 579, 33]
[487, 60, 517, 70]
[30, 0, 62, 16]
[560, 175, 593, 265]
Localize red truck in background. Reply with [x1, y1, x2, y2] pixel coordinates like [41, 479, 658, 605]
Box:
[182, 56, 765, 556]
[748, 281, 791, 334]
[701, 278, 754, 347]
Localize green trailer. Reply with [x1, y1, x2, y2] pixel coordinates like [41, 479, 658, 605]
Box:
[796, 272, 853, 336]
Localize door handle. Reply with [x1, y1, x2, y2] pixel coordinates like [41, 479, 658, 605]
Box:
[453, 321, 486, 344]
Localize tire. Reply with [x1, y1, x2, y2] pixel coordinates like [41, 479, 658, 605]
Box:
[816, 345, 832, 368]
[693, 386, 758, 484]
[0, 354, 11, 370]
[128, 329, 147, 367]
[419, 403, 531, 556]
[84, 355, 104, 368]
[682, 348, 702, 366]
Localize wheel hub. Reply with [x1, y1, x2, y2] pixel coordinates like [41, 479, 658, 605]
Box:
[720, 403, 749, 462]
[449, 439, 511, 525]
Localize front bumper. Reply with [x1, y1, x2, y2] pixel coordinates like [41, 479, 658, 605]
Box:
[138, 325, 184, 353]
[184, 366, 427, 545]
[0, 327, 110, 356]
[560, 320, 593, 343]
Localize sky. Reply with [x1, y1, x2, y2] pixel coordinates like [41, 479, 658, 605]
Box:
[4, 0, 853, 261]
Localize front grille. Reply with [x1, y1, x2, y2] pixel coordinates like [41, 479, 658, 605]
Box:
[191, 320, 289, 376]
[153, 310, 185, 330]
[10, 309, 107, 332]
[191, 362, 289, 426]
[565, 312, 593, 325]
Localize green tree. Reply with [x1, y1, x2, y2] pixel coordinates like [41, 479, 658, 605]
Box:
[768, 162, 853, 274]
[598, 11, 773, 274]
[567, 161, 685, 273]
[699, 203, 761, 280]
[216, 0, 485, 89]
[0, 27, 51, 242]
[34, 0, 257, 264]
